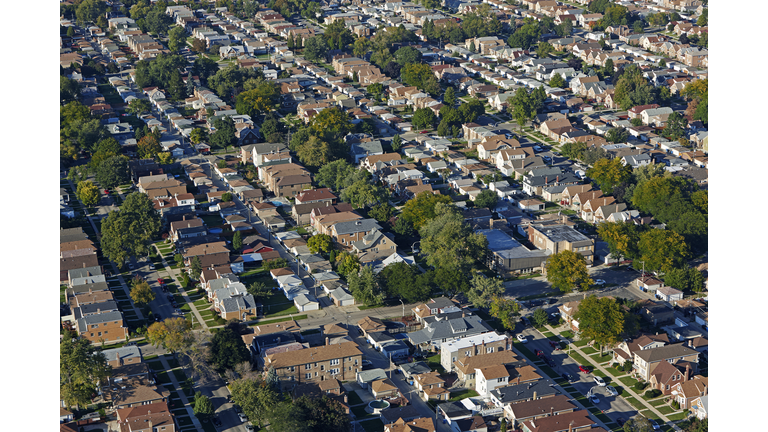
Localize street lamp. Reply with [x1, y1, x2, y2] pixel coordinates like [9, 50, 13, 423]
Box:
[400, 299, 405, 318]
[411, 241, 420, 255]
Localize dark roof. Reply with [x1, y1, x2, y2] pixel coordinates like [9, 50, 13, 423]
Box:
[380, 405, 422, 424]
[437, 401, 472, 419]
[490, 379, 559, 404]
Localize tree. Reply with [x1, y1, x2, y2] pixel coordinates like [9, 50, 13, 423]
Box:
[60, 75, 80, 102]
[508, 18, 542, 49]
[146, 317, 193, 354]
[412, 107, 437, 129]
[613, 64, 655, 110]
[605, 127, 629, 143]
[210, 116, 237, 150]
[285, 395, 352, 432]
[367, 82, 384, 100]
[574, 295, 626, 354]
[637, 229, 689, 272]
[209, 327, 251, 371]
[232, 231, 243, 251]
[509, 87, 535, 130]
[400, 191, 453, 230]
[384, 135, 401, 155]
[401, 63, 440, 96]
[368, 203, 395, 223]
[310, 106, 353, 143]
[587, 157, 632, 195]
[130, 281, 156, 307]
[247, 281, 271, 301]
[623, 414, 654, 432]
[221, 192, 233, 202]
[663, 267, 704, 292]
[340, 179, 388, 209]
[353, 36, 371, 57]
[60, 337, 111, 409]
[168, 25, 187, 52]
[467, 274, 504, 308]
[532, 308, 548, 327]
[663, 112, 688, 140]
[190, 256, 203, 280]
[420, 203, 489, 277]
[474, 189, 499, 210]
[137, 135, 162, 159]
[235, 81, 280, 117]
[307, 234, 333, 254]
[100, 192, 161, 267]
[335, 251, 361, 277]
[75, 0, 108, 25]
[263, 258, 289, 271]
[193, 392, 215, 420]
[458, 98, 486, 123]
[347, 265, 383, 306]
[229, 377, 282, 428]
[696, 9, 707, 26]
[392, 217, 414, 238]
[443, 86, 457, 107]
[66, 26, 75, 37]
[192, 37, 207, 53]
[394, 46, 422, 65]
[546, 250, 593, 293]
[536, 41, 554, 58]
[95, 155, 129, 189]
[597, 222, 641, 261]
[304, 35, 328, 61]
[488, 296, 520, 331]
[77, 180, 100, 207]
[549, 73, 566, 88]
[379, 262, 432, 303]
[315, 159, 355, 191]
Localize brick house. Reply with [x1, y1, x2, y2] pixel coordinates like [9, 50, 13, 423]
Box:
[116, 402, 175, 432]
[528, 224, 594, 265]
[633, 343, 699, 382]
[76, 311, 129, 344]
[330, 219, 382, 248]
[670, 376, 708, 409]
[440, 332, 510, 372]
[264, 341, 363, 387]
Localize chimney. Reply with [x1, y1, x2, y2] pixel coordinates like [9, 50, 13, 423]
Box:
[568, 420, 574, 432]
[685, 364, 690, 382]
[556, 175, 559, 183]
[517, 376, 520, 385]
[326, 337, 330, 346]
[545, 176, 548, 185]
[533, 391, 537, 400]
[550, 406, 554, 416]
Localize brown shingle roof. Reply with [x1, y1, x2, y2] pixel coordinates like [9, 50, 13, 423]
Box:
[265, 341, 362, 368]
[508, 395, 576, 421]
[477, 364, 509, 380]
[454, 351, 519, 374]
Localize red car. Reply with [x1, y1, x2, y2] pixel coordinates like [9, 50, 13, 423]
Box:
[420, 130, 428, 134]
[534, 349, 544, 357]
[157, 278, 164, 285]
[103, 189, 110, 195]
[549, 340, 560, 349]
[579, 365, 591, 374]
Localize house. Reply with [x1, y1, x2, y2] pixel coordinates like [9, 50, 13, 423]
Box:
[657, 286, 684, 303]
[612, 333, 670, 365]
[489, 379, 559, 409]
[518, 410, 594, 432]
[633, 343, 700, 382]
[76, 311, 130, 344]
[528, 223, 594, 265]
[407, 315, 494, 352]
[351, 140, 385, 163]
[295, 188, 337, 205]
[558, 300, 581, 332]
[356, 368, 388, 390]
[670, 376, 708, 409]
[440, 332, 510, 372]
[638, 300, 675, 326]
[116, 402, 175, 432]
[380, 405, 423, 426]
[412, 371, 449, 402]
[635, 275, 664, 293]
[370, 378, 400, 399]
[358, 316, 387, 338]
[475, 364, 511, 397]
[411, 297, 460, 324]
[506, 395, 577, 429]
[690, 395, 708, 420]
[647, 360, 692, 396]
[101, 346, 143, 368]
[264, 341, 363, 387]
[108, 380, 171, 409]
[330, 219, 383, 249]
[384, 417, 436, 432]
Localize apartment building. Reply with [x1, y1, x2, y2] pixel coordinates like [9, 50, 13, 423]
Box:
[264, 341, 363, 386]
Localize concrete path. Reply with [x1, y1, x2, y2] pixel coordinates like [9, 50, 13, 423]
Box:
[153, 242, 210, 332]
[158, 355, 204, 431]
[543, 323, 683, 431]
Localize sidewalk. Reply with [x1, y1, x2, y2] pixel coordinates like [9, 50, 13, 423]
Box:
[153, 243, 210, 332]
[158, 355, 203, 431]
[543, 323, 683, 431]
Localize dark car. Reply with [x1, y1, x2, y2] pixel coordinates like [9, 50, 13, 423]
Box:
[547, 297, 557, 304]
[534, 349, 544, 357]
[543, 356, 556, 367]
[561, 373, 574, 382]
[520, 317, 530, 326]
[212, 417, 222, 427]
[616, 417, 626, 427]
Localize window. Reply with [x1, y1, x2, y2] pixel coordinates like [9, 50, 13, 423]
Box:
[98, 332, 102, 336]
[290, 376, 295, 381]
[453, 357, 457, 362]
[320, 365, 325, 371]
[305, 373, 312, 379]
[330, 359, 340, 366]
[290, 366, 295, 372]
[487, 347, 494, 353]
[330, 368, 340, 375]
[465, 351, 471, 356]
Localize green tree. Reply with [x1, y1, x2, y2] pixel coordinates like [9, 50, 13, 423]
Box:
[637, 229, 689, 272]
[137, 135, 162, 159]
[307, 234, 333, 254]
[310, 106, 353, 143]
[613, 64, 655, 110]
[549, 73, 566, 88]
[367, 82, 384, 100]
[347, 265, 383, 306]
[587, 157, 632, 195]
[100, 192, 162, 267]
[412, 107, 437, 129]
[75, 0, 107, 25]
[128, 98, 152, 116]
[379, 262, 432, 303]
[393, 217, 414, 238]
[663, 112, 688, 140]
[467, 274, 504, 308]
[229, 377, 282, 428]
[232, 230, 243, 251]
[623, 414, 654, 432]
[597, 221, 641, 261]
[285, 395, 352, 432]
[536, 41, 554, 58]
[235, 80, 280, 117]
[193, 391, 215, 420]
[66, 26, 75, 37]
[304, 35, 328, 62]
[508, 19, 542, 49]
[394, 46, 422, 65]
[420, 203, 489, 277]
[335, 251, 360, 277]
[458, 98, 486, 123]
[391, 134, 403, 151]
[190, 256, 203, 280]
[368, 203, 395, 223]
[209, 327, 251, 371]
[168, 25, 187, 52]
[353, 36, 371, 57]
[474, 189, 499, 209]
[488, 296, 520, 331]
[77, 180, 100, 207]
[400, 191, 453, 230]
[296, 135, 332, 167]
[315, 159, 355, 191]
[443, 87, 457, 107]
[606, 127, 629, 143]
[247, 281, 271, 301]
[146, 317, 193, 354]
[509, 87, 535, 130]
[130, 281, 156, 307]
[574, 295, 626, 354]
[546, 250, 593, 293]
[210, 116, 237, 150]
[340, 179, 388, 209]
[221, 192, 233, 202]
[90, 137, 122, 168]
[60, 75, 80, 102]
[60, 338, 111, 409]
[95, 155, 130, 189]
[630, 118, 643, 127]
[401, 63, 440, 96]
[532, 308, 548, 328]
[697, 9, 707, 26]
[263, 258, 289, 271]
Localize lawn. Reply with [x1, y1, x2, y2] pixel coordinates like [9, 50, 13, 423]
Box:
[640, 409, 660, 420]
[649, 398, 667, 407]
[560, 330, 574, 339]
[567, 351, 589, 367]
[425, 353, 446, 374]
[604, 366, 626, 377]
[656, 405, 675, 415]
[625, 397, 647, 411]
[251, 315, 308, 326]
[448, 389, 478, 402]
[665, 412, 687, 421]
[512, 342, 539, 362]
[619, 376, 640, 389]
[173, 369, 187, 382]
[360, 419, 384, 432]
[591, 352, 613, 363]
[572, 339, 590, 347]
[262, 296, 299, 318]
[347, 391, 364, 406]
[580, 346, 598, 355]
[156, 371, 172, 384]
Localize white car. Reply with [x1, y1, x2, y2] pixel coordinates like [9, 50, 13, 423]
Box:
[593, 376, 606, 387]
[516, 334, 527, 343]
[606, 385, 618, 396]
[238, 413, 248, 423]
[594, 279, 606, 286]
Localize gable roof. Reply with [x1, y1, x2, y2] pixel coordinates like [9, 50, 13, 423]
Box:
[635, 343, 699, 363]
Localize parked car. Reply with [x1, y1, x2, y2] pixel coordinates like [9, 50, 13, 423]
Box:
[594, 279, 606, 286]
[516, 334, 527, 343]
[148, 263, 155, 270]
[589, 394, 600, 404]
[579, 365, 591, 374]
[606, 385, 618, 396]
[649, 418, 660, 430]
[547, 298, 558, 304]
[245, 425, 255, 431]
[561, 373, 574, 382]
[616, 417, 626, 427]
[593, 376, 606, 386]
[534, 349, 544, 357]
[543, 356, 555, 367]
[549, 340, 560, 350]
[238, 413, 248, 422]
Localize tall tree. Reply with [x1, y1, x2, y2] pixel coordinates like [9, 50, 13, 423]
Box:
[587, 157, 632, 195]
[574, 295, 626, 354]
[488, 296, 520, 331]
[210, 116, 237, 150]
[303, 35, 328, 62]
[347, 265, 383, 306]
[467, 274, 505, 308]
[443, 86, 457, 107]
[400, 191, 453, 230]
[613, 64, 655, 110]
[309, 107, 353, 143]
[130, 280, 156, 307]
[474, 189, 499, 210]
[545, 250, 593, 293]
[334, 251, 360, 277]
[168, 25, 187, 52]
[307, 234, 333, 254]
[597, 221, 641, 261]
[209, 327, 251, 372]
[137, 135, 162, 159]
[420, 203, 489, 275]
[60, 338, 111, 409]
[637, 229, 689, 272]
[412, 107, 437, 129]
[96, 155, 130, 189]
[391, 134, 403, 151]
[100, 192, 162, 267]
[229, 377, 282, 428]
[77, 180, 100, 207]
[232, 230, 243, 251]
[146, 317, 193, 354]
[340, 179, 389, 209]
[193, 392, 215, 420]
[378, 262, 432, 303]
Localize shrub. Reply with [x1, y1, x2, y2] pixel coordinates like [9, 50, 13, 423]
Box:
[634, 381, 647, 391]
[645, 389, 662, 398]
[672, 400, 680, 410]
[616, 363, 624, 372]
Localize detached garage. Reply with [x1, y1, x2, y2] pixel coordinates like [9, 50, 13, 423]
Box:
[294, 293, 319, 312]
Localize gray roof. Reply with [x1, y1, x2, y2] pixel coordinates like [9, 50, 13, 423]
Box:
[71, 274, 106, 287]
[68, 266, 103, 280]
[100, 345, 142, 364]
[220, 294, 257, 313]
[369, 332, 396, 344]
[407, 315, 493, 346]
[380, 405, 422, 424]
[66, 281, 110, 297]
[77, 310, 124, 329]
[332, 219, 382, 235]
[351, 229, 386, 251]
[330, 287, 354, 302]
[491, 379, 559, 404]
[73, 300, 119, 319]
[634, 343, 699, 363]
[351, 140, 383, 156]
[399, 361, 432, 377]
[437, 401, 473, 419]
[532, 224, 590, 243]
[357, 368, 388, 383]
